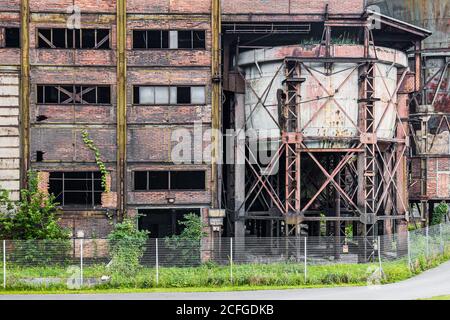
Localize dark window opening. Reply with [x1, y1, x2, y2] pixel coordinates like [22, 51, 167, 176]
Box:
[4, 28, 20, 48]
[192, 30, 205, 49]
[52, 28, 66, 48]
[36, 115, 48, 122]
[37, 29, 52, 48]
[36, 151, 44, 162]
[49, 171, 103, 207]
[178, 30, 192, 49]
[43, 86, 59, 104]
[147, 30, 163, 48]
[177, 86, 191, 104]
[138, 209, 201, 238]
[37, 28, 110, 49]
[177, 30, 206, 49]
[133, 170, 205, 191]
[133, 30, 169, 49]
[97, 86, 111, 104]
[133, 86, 140, 104]
[37, 85, 111, 104]
[133, 30, 146, 48]
[82, 29, 95, 48]
[170, 171, 205, 190]
[134, 171, 148, 190]
[148, 171, 169, 190]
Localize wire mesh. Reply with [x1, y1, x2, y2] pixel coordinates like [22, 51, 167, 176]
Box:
[0, 221, 448, 290]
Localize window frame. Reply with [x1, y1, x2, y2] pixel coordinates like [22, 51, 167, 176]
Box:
[132, 85, 207, 106]
[1, 27, 20, 48]
[131, 29, 206, 50]
[133, 170, 206, 191]
[48, 171, 103, 208]
[36, 28, 111, 50]
[36, 84, 112, 105]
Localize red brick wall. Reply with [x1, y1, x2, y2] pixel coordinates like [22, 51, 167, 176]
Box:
[30, 0, 116, 13]
[59, 212, 113, 238]
[222, 0, 364, 14]
[127, 0, 211, 14]
[410, 157, 450, 200]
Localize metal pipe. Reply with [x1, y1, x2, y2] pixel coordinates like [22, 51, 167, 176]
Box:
[20, 0, 30, 190]
[3, 240, 5, 289]
[211, 0, 221, 209]
[116, 0, 127, 220]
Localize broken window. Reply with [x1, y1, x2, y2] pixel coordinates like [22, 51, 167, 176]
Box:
[0, 27, 20, 48]
[37, 28, 110, 49]
[138, 209, 201, 238]
[132, 30, 205, 49]
[49, 172, 102, 207]
[176, 86, 191, 104]
[178, 30, 206, 49]
[133, 170, 205, 191]
[133, 86, 206, 105]
[170, 171, 205, 190]
[36, 85, 111, 104]
[133, 30, 169, 49]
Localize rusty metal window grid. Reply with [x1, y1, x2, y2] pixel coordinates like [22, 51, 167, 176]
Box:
[49, 172, 102, 208]
[132, 30, 205, 50]
[132, 85, 206, 105]
[36, 85, 111, 105]
[133, 170, 206, 192]
[37, 28, 110, 49]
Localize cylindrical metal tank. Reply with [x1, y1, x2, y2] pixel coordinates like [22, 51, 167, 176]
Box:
[238, 44, 409, 148]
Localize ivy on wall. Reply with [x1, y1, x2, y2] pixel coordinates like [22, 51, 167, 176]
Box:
[81, 129, 109, 193]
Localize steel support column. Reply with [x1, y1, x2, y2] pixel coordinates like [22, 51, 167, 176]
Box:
[116, 0, 127, 220]
[20, 0, 30, 190]
[211, 0, 222, 209]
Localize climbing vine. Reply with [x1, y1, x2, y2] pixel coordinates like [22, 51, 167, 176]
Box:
[81, 129, 109, 192]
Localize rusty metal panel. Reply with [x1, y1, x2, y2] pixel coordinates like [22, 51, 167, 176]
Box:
[238, 45, 407, 148]
[369, 0, 449, 49]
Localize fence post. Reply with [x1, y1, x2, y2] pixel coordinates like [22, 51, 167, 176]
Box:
[230, 238, 233, 285]
[426, 225, 429, 259]
[155, 238, 159, 286]
[80, 238, 83, 288]
[440, 224, 444, 254]
[3, 240, 5, 289]
[377, 236, 383, 273]
[304, 237, 307, 282]
[407, 230, 411, 271]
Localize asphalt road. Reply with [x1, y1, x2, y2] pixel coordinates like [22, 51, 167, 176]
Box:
[1, 260, 450, 300]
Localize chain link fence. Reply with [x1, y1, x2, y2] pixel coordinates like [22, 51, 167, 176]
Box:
[0, 222, 449, 290]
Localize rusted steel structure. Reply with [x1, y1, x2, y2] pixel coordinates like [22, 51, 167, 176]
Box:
[369, 0, 450, 224]
[0, 0, 441, 254]
[221, 1, 430, 261]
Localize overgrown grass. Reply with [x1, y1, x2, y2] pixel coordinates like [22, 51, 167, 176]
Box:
[0, 246, 449, 293]
[422, 295, 450, 300]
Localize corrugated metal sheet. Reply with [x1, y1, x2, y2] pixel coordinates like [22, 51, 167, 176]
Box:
[369, 0, 449, 49]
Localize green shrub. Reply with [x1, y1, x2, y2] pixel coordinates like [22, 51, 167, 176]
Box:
[0, 171, 71, 266]
[432, 202, 449, 226]
[164, 213, 207, 265]
[107, 218, 149, 278]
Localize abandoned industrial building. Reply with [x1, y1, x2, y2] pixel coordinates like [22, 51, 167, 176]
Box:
[0, 0, 448, 260]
